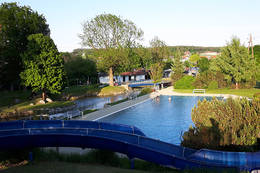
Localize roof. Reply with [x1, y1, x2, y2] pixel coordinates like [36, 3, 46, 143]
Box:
[121, 69, 148, 76]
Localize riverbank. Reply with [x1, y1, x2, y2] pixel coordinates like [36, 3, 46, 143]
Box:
[0, 85, 128, 121]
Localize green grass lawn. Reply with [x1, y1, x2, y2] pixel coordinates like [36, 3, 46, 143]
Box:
[1, 161, 155, 173]
[174, 88, 260, 98]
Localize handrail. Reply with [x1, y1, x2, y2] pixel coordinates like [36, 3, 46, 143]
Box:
[0, 120, 259, 171]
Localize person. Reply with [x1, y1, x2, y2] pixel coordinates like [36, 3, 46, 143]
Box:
[168, 97, 171, 102]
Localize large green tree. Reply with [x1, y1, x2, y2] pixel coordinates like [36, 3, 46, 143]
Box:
[171, 49, 184, 83]
[210, 37, 257, 89]
[20, 34, 65, 101]
[0, 2, 50, 90]
[79, 13, 143, 86]
[189, 54, 200, 65]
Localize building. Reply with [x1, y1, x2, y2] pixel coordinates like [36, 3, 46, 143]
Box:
[199, 51, 220, 60]
[98, 69, 150, 84]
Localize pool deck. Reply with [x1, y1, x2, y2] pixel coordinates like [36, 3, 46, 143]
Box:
[78, 92, 160, 121]
[159, 86, 241, 99]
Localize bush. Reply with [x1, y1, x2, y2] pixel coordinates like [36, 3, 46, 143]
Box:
[181, 97, 260, 151]
[207, 81, 218, 89]
[138, 88, 153, 97]
[174, 76, 195, 89]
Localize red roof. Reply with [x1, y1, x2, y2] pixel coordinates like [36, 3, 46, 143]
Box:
[120, 70, 147, 76]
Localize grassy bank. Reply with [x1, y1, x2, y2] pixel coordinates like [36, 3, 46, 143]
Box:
[174, 88, 260, 98]
[98, 86, 126, 96]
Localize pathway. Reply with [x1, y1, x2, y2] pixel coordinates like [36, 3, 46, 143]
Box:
[159, 86, 241, 99]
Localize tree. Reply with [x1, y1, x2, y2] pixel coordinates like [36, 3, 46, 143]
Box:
[0, 2, 50, 90]
[197, 57, 209, 73]
[149, 36, 169, 64]
[20, 34, 65, 101]
[171, 49, 184, 82]
[150, 62, 163, 84]
[64, 56, 97, 86]
[189, 54, 200, 65]
[79, 13, 143, 86]
[210, 37, 257, 89]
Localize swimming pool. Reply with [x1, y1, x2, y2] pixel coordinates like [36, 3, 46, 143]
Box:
[99, 95, 212, 145]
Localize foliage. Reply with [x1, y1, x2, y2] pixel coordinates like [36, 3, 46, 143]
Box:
[83, 109, 97, 115]
[184, 61, 191, 68]
[251, 45, 260, 81]
[149, 36, 169, 64]
[210, 37, 257, 89]
[0, 2, 50, 90]
[193, 71, 227, 89]
[207, 81, 218, 89]
[169, 46, 221, 54]
[107, 98, 128, 106]
[189, 54, 200, 64]
[174, 76, 195, 89]
[171, 49, 184, 83]
[64, 56, 97, 86]
[79, 13, 143, 86]
[138, 88, 153, 97]
[20, 34, 65, 100]
[182, 98, 260, 151]
[197, 58, 209, 73]
[149, 63, 163, 83]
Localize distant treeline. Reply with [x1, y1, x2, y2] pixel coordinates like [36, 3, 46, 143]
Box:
[70, 46, 222, 57]
[168, 46, 222, 54]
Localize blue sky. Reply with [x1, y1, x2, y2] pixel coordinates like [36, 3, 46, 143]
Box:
[3, 0, 260, 52]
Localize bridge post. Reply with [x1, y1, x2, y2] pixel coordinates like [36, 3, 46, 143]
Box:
[130, 158, 135, 169]
[29, 151, 33, 163]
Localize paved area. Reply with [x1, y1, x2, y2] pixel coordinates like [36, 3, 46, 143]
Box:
[158, 86, 241, 99]
[78, 92, 160, 121]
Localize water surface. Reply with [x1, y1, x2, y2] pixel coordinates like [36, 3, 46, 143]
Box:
[99, 96, 212, 145]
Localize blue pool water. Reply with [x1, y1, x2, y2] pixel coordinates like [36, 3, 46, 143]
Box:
[99, 96, 212, 145]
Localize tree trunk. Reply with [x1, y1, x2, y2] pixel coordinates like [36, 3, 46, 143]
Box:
[42, 90, 46, 101]
[109, 67, 114, 86]
[235, 82, 239, 89]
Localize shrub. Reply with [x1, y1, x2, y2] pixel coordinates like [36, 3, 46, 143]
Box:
[138, 88, 153, 97]
[207, 81, 218, 89]
[181, 97, 260, 151]
[174, 75, 195, 89]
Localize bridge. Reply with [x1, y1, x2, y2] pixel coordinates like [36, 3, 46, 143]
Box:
[128, 80, 171, 88]
[0, 120, 259, 172]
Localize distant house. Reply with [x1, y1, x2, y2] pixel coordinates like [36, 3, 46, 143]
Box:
[199, 51, 219, 60]
[181, 51, 191, 62]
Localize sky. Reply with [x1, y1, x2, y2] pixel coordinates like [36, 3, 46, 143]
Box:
[2, 0, 260, 52]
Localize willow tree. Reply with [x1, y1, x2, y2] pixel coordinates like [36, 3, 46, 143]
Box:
[79, 14, 143, 86]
